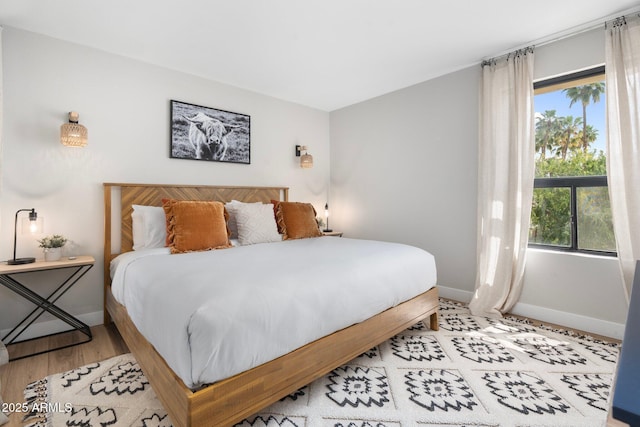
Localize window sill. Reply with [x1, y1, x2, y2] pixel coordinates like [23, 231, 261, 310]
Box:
[527, 246, 618, 261]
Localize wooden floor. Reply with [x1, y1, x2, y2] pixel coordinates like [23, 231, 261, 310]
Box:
[0, 325, 129, 427]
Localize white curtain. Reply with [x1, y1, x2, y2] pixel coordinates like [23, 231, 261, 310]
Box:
[469, 48, 535, 317]
[605, 15, 640, 302]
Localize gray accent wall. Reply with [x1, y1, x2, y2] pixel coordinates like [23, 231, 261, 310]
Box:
[330, 65, 480, 297]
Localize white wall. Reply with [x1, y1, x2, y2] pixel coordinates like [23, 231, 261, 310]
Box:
[330, 28, 628, 338]
[0, 27, 330, 334]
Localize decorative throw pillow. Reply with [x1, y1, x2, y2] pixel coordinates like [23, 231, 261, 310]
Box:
[271, 199, 284, 233]
[162, 199, 231, 254]
[275, 201, 322, 240]
[225, 200, 263, 239]
[235, 203, 282, 245]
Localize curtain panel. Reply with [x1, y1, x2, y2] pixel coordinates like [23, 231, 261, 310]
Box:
[469, 48, 535, 317]
[605, 14, 640, 303]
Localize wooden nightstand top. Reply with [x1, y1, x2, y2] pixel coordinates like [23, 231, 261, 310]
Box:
[322, 231, 343, 237]
[0, 255, 95, 274]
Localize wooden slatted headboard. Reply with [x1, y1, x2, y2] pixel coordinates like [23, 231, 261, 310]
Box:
[104, 183, 288, 254]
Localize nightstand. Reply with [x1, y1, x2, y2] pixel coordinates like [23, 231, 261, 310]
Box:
[0, 256, 94, 360]
[322, 231, 343, 237]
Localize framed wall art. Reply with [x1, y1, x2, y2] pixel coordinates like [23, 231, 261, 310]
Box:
[170, 100, 251, 164]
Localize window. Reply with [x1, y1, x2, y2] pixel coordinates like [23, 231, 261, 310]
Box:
[529, 66, 616, 255]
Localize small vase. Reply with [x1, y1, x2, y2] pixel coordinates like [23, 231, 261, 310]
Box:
[44, 247, 63, 262]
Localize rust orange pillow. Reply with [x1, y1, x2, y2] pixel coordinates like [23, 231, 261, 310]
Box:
[275, 201, 322, 240]
[163, 199, 231, 254]
[271, 199, 284, 234]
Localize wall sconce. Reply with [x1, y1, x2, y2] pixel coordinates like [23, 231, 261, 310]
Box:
[8, 208, 43, 265]
[295, 145, 313, 169]
[60, 111, 88, 147]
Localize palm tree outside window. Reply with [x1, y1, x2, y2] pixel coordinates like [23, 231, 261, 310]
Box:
[564, 82, 605, 153]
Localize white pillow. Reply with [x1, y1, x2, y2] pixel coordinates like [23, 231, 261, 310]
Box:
[225, 200, 263, 239]
[235, 203, 282, 245]
[131, 205, 166, 250]
[131, 209, 146, 250]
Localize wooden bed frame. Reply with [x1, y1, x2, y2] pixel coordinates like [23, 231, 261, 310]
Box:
[103, 182, 440, 427]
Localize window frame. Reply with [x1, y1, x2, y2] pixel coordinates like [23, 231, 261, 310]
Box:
[534, 65, 605, 92]
[529, 176, 616, 256]
[529, 65, 616, 257]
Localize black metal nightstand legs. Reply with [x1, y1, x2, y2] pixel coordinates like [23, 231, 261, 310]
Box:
[0, 264, 93, 360]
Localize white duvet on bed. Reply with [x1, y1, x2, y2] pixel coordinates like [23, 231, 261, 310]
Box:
[110, 237, 437, 389]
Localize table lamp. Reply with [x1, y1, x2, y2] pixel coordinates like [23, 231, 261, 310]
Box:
[324, 203, 332, 232]
[7, 208, 41, 265]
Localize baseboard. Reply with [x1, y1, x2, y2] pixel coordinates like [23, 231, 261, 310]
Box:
[510, 302, 625, 340]
[0, 310, 104, 343]
[437, 285, 625, 340]
[437, 286, 474, 304]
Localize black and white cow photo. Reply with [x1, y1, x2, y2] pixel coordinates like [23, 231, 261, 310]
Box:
[170, 100, 250, 164]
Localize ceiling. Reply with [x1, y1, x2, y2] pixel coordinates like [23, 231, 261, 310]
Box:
[1, 0, 639, 111]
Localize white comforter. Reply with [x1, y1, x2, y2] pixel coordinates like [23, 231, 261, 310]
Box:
[110, 237, 437, 389]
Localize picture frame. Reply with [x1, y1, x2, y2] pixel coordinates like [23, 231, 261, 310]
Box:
[170, 100, 251, 164]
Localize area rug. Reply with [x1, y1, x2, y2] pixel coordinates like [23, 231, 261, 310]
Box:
[22, 299, 619, 427]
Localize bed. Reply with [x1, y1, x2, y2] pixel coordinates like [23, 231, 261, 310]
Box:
[103, 183, 439, 427]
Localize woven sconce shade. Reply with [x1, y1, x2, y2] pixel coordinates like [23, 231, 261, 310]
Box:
[60, 112, 88, 147]
[295, 144, 314, 168]
[300, 152, 313, 168]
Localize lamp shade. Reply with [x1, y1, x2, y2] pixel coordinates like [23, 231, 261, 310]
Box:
[323, 202, 332, 232]
[300, 153, 313, 168]
[61, 111, 88, 147]
[295, 144, 314, 169]
[22, 215, 43, 234]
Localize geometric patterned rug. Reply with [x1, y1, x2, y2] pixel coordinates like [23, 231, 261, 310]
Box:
[22, 299, 619, 427]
